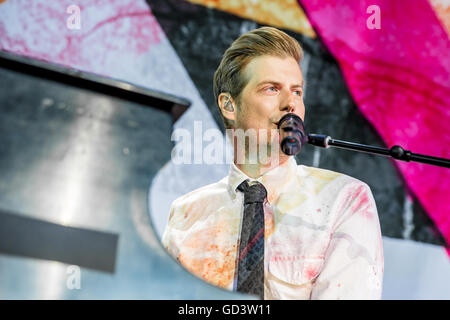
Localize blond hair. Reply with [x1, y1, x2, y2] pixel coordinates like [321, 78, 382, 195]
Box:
[213, 27, 303, 129]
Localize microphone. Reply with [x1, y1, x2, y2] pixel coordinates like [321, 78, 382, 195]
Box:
[277, 113, 308, 156]
[277, 114, 450, 168]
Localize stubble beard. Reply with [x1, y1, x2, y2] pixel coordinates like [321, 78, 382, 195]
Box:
[230, 127, 281, 167]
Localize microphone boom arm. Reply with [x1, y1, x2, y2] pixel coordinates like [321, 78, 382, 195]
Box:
[307, 134, 450, 169]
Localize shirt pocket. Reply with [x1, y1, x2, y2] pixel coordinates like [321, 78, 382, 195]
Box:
[268, 256, 325, 285]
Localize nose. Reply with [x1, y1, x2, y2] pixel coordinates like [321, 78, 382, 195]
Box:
[280, 92, 296, 113]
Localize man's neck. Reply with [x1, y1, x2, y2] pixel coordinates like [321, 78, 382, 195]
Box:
[234, 154, 290, 179]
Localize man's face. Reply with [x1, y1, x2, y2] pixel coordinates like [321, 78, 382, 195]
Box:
[233, 54, 305, 155]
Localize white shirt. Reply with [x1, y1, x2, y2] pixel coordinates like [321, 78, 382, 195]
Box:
[162, 156, 384, 299]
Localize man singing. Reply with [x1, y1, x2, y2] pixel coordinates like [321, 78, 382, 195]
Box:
[162, 27, 383, 300]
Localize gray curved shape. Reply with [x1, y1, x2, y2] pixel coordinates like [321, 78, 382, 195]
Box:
[0, 56, 250, 299]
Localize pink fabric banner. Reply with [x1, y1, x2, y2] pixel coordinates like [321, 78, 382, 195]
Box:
[298, 0, 450, 254]
[0, 0, 162, 77]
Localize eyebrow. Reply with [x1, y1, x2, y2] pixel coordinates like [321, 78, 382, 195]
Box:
[257, 80, 304, 89]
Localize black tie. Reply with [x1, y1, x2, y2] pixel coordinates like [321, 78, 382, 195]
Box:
[236, 179, 267, 299]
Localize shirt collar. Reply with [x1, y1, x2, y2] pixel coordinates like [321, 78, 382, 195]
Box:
[227, 156, 298, 204]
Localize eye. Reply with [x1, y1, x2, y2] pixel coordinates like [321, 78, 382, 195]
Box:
[293, 90, 303, 96]
[265, 86, 279, 93]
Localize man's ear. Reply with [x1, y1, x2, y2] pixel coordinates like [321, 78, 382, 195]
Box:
[218, 92, 236, 123]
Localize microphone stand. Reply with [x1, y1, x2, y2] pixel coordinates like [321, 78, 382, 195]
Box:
[277, 113, 450, 169]
[307, 134, 450, 169]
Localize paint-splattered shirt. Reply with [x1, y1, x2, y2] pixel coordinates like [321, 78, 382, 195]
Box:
[162, 156, 384, 299]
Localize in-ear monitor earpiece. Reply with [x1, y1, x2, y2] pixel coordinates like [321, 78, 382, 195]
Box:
[224, 95, 234, 112]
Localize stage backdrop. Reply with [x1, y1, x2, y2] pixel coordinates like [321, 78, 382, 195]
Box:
[0, 0, 449, 299]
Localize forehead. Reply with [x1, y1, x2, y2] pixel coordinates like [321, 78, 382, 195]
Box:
[243, 55, 303, 86]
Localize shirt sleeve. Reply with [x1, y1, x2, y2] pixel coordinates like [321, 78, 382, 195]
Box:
[161, 201, 179, 259]
[310, 182, 384, 300]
